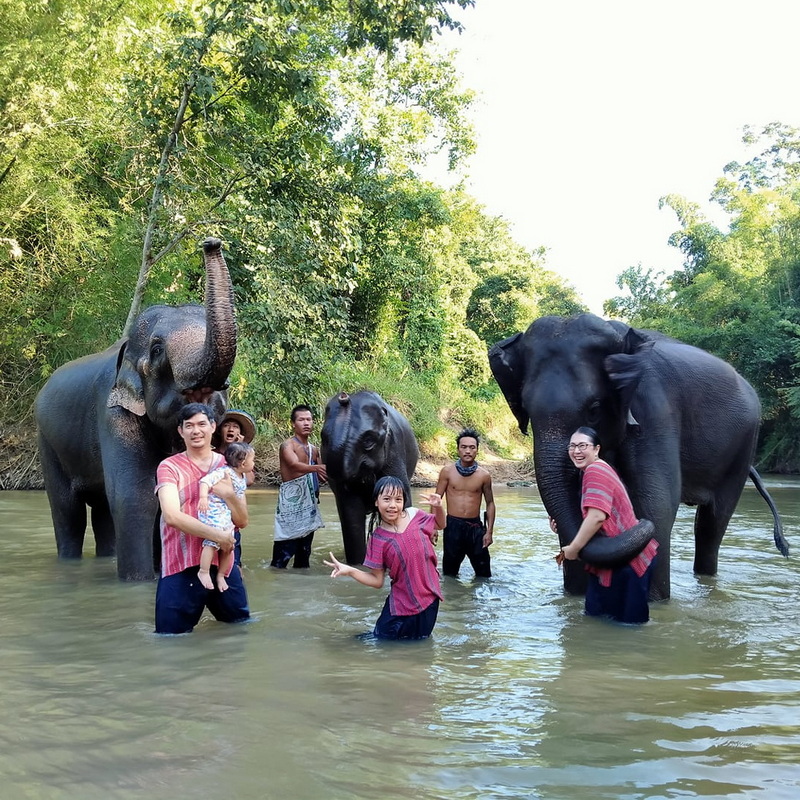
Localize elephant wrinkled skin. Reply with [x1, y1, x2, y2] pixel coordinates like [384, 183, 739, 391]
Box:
[489, 313, 789, 601]
[321, 391, 419, 565]
[35, 238, 237, 581]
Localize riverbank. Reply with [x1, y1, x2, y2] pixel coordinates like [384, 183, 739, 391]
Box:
[230, 441, 534, 488]
[0, 424, 535, 490]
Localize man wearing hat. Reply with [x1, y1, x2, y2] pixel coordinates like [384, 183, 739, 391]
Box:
[214, 409, 257, 566]
[216, 409, 256, 448]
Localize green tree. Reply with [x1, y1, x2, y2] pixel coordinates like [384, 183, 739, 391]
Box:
[609, 125, 800, 471]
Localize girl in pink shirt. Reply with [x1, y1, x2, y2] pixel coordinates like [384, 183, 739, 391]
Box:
[325, 475, 445, 640]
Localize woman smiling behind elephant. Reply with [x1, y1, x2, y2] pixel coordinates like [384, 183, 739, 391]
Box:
[555, 427, 658, 624]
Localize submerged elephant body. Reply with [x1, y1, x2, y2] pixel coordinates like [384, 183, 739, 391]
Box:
[489, 313, 788, 600]
[321, 391, 419, 565]
[35, 238, 237, 581]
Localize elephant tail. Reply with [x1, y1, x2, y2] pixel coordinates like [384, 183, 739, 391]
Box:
[749, 466, 789, 557]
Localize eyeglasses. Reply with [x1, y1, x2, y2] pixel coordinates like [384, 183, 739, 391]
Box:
[567, 442, 594, 452]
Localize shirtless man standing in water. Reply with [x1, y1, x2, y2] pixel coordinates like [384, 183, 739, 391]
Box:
[435, 428, 496, 578]
[271, 405, 328, 568]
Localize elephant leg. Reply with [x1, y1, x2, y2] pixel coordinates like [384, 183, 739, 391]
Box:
[112, 495, 159, 581]
[562, 560, 588, 596]
[39, 442, 88, 559]
[334, 492, 369, 565]
[105, 470, 159, 581]
[89, 492, 116, 557]
[693, 499, 737, 576]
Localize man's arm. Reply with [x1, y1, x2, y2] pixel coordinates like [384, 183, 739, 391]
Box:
[482, 473, 496, 547]
[157, 484, 235, 550]
[312, 445, 327, 483]
[280, 440, 327, 482]
[435, 467, 450, 509]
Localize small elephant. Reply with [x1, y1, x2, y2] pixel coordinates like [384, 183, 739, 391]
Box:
[35, 238, 237, 581]
[321, 391, 419, 564]
[489, 313, 788, 601]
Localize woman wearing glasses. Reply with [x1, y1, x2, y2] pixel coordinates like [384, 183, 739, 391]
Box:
[554, 426, 658, 624]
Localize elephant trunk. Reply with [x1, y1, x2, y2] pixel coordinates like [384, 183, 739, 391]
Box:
[197, 237, 237, 390]
[534, 433, 588, 595]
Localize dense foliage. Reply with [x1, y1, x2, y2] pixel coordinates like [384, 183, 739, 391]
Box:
[605, 124, 800, 472]
[0, 0, 579, 465]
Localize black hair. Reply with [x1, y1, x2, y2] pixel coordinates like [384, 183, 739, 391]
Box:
[456, 428, 480, 447]
[367, 475, 410, 536]
[178, 403, 216, 425]
[291, 404, 313, 423]
[224, 441, 254, 469]
[572, 426, 601, 447]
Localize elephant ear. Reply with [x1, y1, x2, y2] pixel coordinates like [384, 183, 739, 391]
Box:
[604, 327, 655, 419]
[107, 341, 147, 416]
[488, 332, 530, 435]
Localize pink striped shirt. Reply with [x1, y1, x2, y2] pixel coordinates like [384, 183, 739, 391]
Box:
[155, 451, 225, 578]
[581, 459, 658, 587]
[364, 509, 443, 616]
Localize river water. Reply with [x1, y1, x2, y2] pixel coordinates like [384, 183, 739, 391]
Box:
[1, 480, 798, 800]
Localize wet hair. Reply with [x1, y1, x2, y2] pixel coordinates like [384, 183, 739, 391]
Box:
[224, 441, 254, 469]
[178, 403, 215, 426]
[368, 475, 410, 536]
[291, 404, 313, 423]
[572, 426, 601, 447]
[456, 428, 480, 447]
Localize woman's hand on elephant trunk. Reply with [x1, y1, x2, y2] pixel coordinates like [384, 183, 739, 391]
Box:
[555, 508, 607, 566]
[560, 543, 582, 562]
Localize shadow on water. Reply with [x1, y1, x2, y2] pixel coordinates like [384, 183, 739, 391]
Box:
[0, 480, 799, 799]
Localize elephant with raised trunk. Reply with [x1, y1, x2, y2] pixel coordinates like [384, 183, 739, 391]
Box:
[489, 313, 789, 601]
[35, 238, 238, 581]
[321, 391, 419, 565]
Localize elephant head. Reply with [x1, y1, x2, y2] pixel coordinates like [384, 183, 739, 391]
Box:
[107, 238, 236, 443]
[321, 390, 419, 564]
[322, 391, 392, 482]
[489, 314, 655, 587]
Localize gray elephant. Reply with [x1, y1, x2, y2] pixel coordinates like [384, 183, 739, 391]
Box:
[35, 238, 237, 581]
[489, 313, 788, 601]
[321, 391, 419, 565]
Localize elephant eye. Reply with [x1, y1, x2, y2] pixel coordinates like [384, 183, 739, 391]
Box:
[587, 400, 601, 424]
[362, 433, 377, 450]
[150, 340, 165, 360]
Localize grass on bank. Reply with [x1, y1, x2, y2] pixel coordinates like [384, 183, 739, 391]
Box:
[0, 355, 534, 490]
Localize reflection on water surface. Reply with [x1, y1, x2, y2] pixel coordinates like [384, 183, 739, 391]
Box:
[1, 481, 798, 799]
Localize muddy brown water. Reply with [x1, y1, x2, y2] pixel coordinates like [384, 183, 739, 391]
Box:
[1, 480, 799, 800]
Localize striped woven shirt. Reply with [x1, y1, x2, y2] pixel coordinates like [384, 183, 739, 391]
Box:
[155, 451, 225, 577]
[581, 459, 659, 587]
[364, 509, 443, 616]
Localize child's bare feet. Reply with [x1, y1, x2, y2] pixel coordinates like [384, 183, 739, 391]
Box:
[198, 568, 214, 590]
[217, 573, 229, 592]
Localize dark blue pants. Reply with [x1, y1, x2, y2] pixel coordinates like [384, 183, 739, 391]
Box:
[585, 558, 655, 624]
[373, 596, 439, 640]
[442, 515, 491, 578]
[155, 564, 250, 634]
[270, 531, 314, 568]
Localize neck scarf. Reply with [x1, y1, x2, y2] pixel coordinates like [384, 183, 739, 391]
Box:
[455, 459, 478, 477]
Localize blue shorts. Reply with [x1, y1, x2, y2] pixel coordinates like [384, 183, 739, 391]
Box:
[373, 596, 439, 640]
[155, 564, 250, 634]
